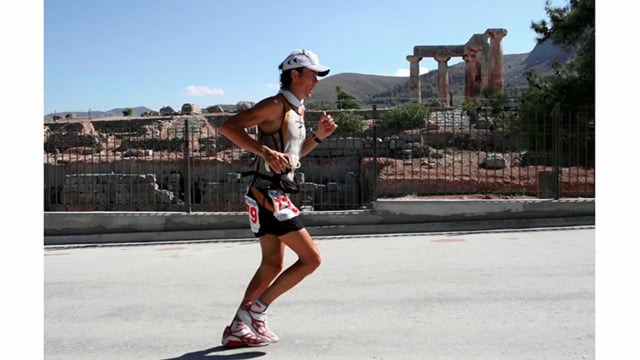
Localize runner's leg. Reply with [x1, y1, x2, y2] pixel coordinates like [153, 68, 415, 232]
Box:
[258, 228, 321, 304]
[240, 234, 285, 306]
[232, 233, 286, 343]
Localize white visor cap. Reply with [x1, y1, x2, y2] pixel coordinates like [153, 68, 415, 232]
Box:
[279, 49, 330, 77]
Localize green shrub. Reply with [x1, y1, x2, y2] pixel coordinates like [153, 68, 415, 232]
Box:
[333, 112, 365, 136]
[379, 102, 428, 133]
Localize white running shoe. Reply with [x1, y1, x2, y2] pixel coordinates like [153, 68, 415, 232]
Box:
[221, 322, 269, 347]
[237, 304, 279, 343]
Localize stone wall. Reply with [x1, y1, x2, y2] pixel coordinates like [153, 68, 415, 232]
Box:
[44, 143, 368, 212]
[60, 173, 178, 211]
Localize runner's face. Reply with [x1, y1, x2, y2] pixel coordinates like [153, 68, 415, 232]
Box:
[297, 68, 319, 98]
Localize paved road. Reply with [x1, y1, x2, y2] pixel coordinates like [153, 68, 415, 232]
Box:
[45, 226, 594, 360]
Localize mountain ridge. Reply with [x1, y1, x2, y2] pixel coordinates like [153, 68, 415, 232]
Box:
[45, 106, 154, 121]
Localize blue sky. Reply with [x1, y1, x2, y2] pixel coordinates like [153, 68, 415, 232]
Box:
[42, 0, 564, 115]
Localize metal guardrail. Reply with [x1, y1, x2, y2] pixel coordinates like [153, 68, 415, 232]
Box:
[43, 106, 594, 212]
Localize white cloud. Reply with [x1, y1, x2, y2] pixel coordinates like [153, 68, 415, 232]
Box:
[266, 83, 280, 89]
[185, 85, 224, 96]
[393, 67, 430, 77]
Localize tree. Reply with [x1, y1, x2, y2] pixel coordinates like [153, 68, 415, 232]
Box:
[122, 108, 133, 116]
[518, 0, 595, 167]
[335, 86, 361, 110]
[525, 0, 594, 110]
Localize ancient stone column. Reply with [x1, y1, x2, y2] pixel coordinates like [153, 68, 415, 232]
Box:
[406, 55, 422, 103]
[473, 47, 489, 97]
[462, 54, 470, 99]
[486, 28, 508, 91]
[465, 48, 485, 99]
[463, 51, 481, 99]
[434, 55, 451, 105]
[480, 45, 489, 91]
[463, 33, 491, 99]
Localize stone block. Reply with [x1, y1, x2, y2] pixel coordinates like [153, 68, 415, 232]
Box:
[482, 154, 507, 169]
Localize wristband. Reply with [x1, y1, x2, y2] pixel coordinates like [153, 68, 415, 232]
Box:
[313, 135, 323, 144]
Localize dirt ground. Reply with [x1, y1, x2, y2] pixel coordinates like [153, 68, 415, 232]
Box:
[364, 152, 595, 198]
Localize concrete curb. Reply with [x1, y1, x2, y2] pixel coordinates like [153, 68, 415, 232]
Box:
[44, 198, 595, 245]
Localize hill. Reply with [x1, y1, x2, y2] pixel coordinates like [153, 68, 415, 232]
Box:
[44, 106, 153, 122]
[308, 40, 574, 107]
[309, 73, 408, 106]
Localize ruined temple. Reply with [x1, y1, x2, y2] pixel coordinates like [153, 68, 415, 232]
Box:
[407, 28, 508, 104]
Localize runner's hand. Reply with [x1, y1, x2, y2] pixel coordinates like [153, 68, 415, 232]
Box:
[316, 112, 338, 140]
[262, 146, 291, 173]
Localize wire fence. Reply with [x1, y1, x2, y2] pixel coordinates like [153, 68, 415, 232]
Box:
[43, 104, 595, 212]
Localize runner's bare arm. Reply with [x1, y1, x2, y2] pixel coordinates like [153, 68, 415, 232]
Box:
[300, 111, 337, 158]
[220, 96, 291, 172]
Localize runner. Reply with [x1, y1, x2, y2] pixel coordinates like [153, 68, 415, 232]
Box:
[218, 49, 337, 347]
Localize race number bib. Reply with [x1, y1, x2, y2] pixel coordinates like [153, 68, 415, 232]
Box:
[267, 189, 300, 221]
[244, 195, 261, 233]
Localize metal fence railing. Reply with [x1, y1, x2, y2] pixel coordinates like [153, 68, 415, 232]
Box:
[43, 105, 595, 212]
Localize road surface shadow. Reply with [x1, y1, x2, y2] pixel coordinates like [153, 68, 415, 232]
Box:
[162, 345, 266, 359]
